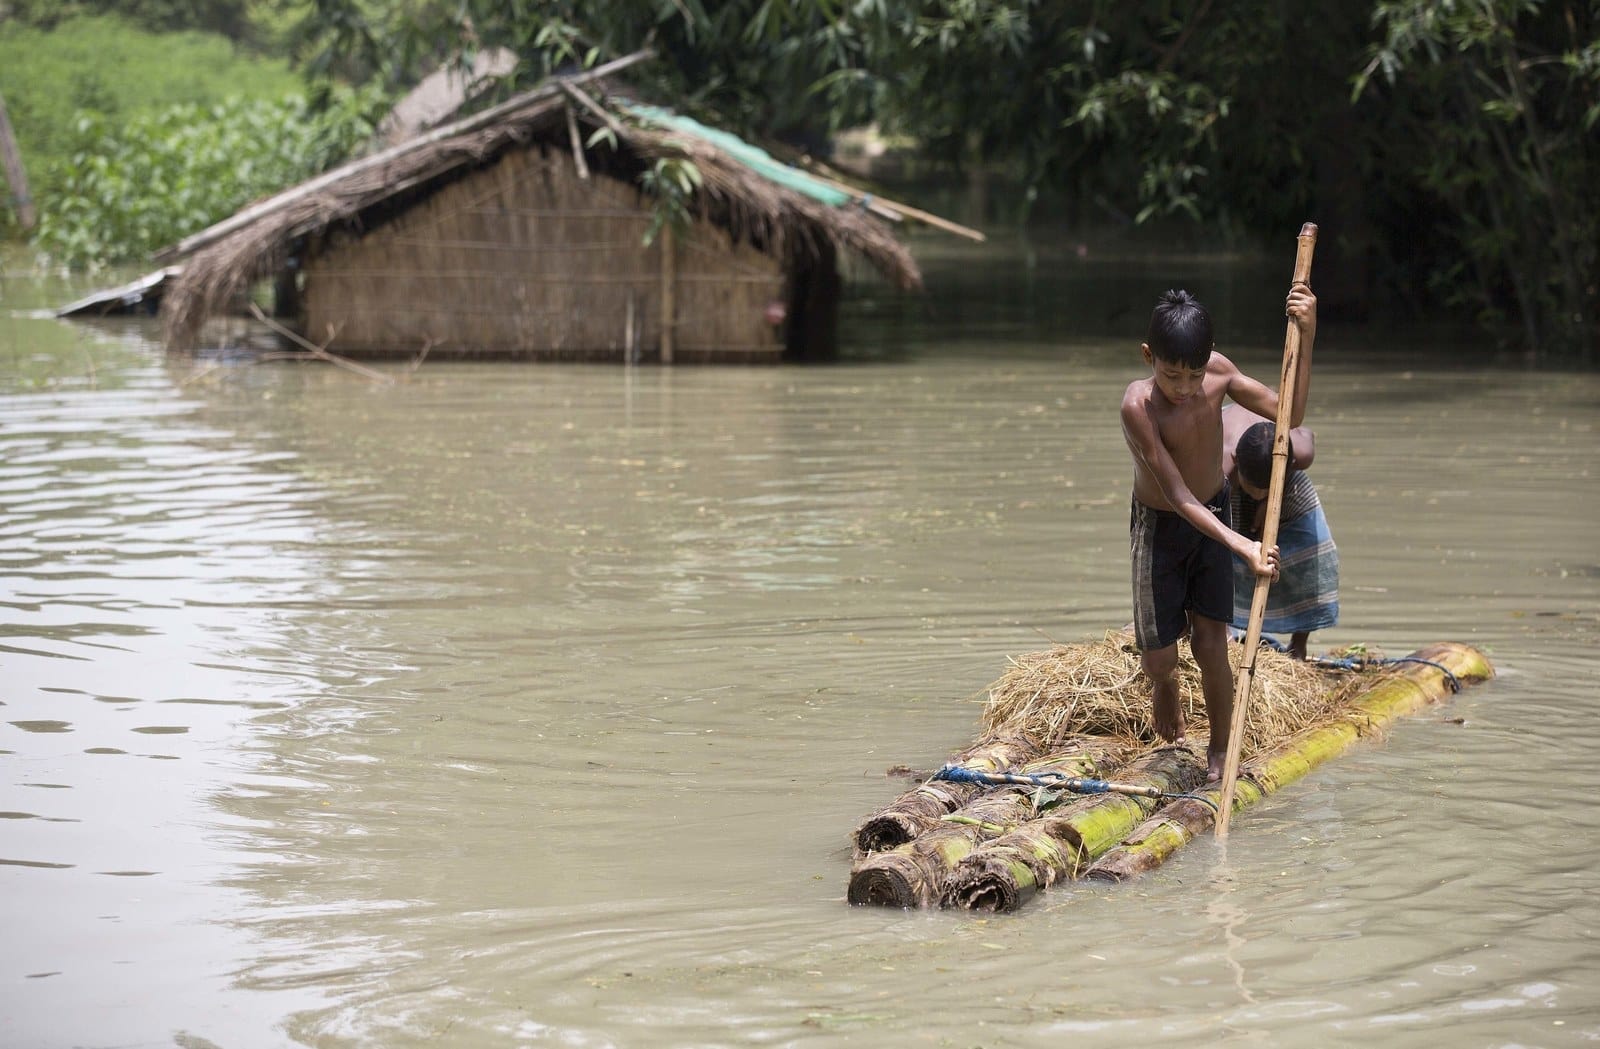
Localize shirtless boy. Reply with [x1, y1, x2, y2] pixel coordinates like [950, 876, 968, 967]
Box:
[1121, 287, 1318, 781]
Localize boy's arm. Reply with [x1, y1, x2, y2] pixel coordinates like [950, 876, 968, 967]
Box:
[1221, 391, 1316, 470]
[1290, 426, 1316, 469]
[1120, 392, 1275, 574]
[1224, 286, 1318, 427]
[1285, 285, 1316, 426]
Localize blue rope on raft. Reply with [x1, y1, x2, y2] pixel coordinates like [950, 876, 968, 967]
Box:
[933, 766, 1097, 789]
[931, 765, 1219, 813]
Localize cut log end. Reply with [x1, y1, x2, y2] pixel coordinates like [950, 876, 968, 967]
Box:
[941, 841, 1065, 913]
[853, 814, 920, 855]
[848, 853, 939, 909]
[943, 873, 1020, 914]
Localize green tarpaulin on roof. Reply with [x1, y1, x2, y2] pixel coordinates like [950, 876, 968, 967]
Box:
[621, 102, 854, 209]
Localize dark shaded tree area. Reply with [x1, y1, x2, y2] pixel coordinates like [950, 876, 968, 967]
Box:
[1352, 0, 1598, 360]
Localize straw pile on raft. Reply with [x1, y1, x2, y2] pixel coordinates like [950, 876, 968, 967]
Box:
[848, 630, 1492, 912]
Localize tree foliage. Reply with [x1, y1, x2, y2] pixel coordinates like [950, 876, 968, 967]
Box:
[0, 14, 303, 219]
[280, 0, 881, 140]
[0, 0, 280, 47]
[427, 0, 1582, 360]
[5, 0, 1595, 360]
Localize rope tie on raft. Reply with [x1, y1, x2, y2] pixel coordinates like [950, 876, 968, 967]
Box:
[1248, 634, 1464, 693]
[931, 765, 1219, 813]
[1310, 654, 1462, 693]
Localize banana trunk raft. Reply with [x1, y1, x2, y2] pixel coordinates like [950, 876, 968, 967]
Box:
[848, 638, 1493, 912]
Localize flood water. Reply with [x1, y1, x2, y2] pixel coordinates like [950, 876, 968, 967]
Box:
[3, 235, 1598, 1048]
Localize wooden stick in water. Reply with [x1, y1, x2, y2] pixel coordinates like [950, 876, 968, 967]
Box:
[249, 303, 394, 384]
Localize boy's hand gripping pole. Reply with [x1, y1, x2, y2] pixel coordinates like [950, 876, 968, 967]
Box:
[1215, 222, 1318, 838]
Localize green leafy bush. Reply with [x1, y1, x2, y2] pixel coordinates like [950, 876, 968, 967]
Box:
[0, 13, 306, 239]
[35, 91, 379, 268]
[0, 14, 300, 165]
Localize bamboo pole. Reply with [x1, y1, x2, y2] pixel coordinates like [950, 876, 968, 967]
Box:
[1216, 222, 1318, 837]
[1088, 643, 1494, 880]
[624, 290, 636, 362]
[0, 91, 34, 231]
[564, 101, 589, 180]
[559, 81, 629, 140]
[660, 223, 676, 364]
[795, 165, 986, 242]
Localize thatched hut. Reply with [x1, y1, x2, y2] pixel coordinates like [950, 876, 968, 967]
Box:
[154, 52, 978, 363]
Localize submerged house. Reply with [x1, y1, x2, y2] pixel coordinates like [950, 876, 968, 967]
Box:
[154, 53, 978, 363]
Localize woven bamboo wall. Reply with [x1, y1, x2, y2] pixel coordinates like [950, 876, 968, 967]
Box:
[302, 144, 787, 360]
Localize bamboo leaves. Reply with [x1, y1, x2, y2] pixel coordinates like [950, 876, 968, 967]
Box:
[638, 157, 703, 246]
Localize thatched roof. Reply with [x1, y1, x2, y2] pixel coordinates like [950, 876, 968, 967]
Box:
[156, 51, 970, 350]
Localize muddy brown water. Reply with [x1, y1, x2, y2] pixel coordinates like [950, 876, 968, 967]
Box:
[3, 237, 1598, 1047]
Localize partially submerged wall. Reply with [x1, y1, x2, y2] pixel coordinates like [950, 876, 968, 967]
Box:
[302, 144, 787, 361]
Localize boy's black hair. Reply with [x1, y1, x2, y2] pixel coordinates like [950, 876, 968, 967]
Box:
[1237, 421, 1294, 491]
[1146, 289, 1214, 369]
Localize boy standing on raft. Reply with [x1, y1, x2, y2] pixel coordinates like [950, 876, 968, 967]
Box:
[1120, 287, 1319, 781]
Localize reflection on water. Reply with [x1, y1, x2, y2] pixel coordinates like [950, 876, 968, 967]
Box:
[3, 239, 1598, 1047]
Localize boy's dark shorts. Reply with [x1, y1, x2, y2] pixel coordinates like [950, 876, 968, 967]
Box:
[1129, 486, 1232, 651]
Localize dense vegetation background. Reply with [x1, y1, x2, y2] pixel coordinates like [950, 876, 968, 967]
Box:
[1, 0, 1595, 362]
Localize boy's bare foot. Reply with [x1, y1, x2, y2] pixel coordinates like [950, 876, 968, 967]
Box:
[1152, 686, 1186, 744]
[1206, 747, 1227, 784]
